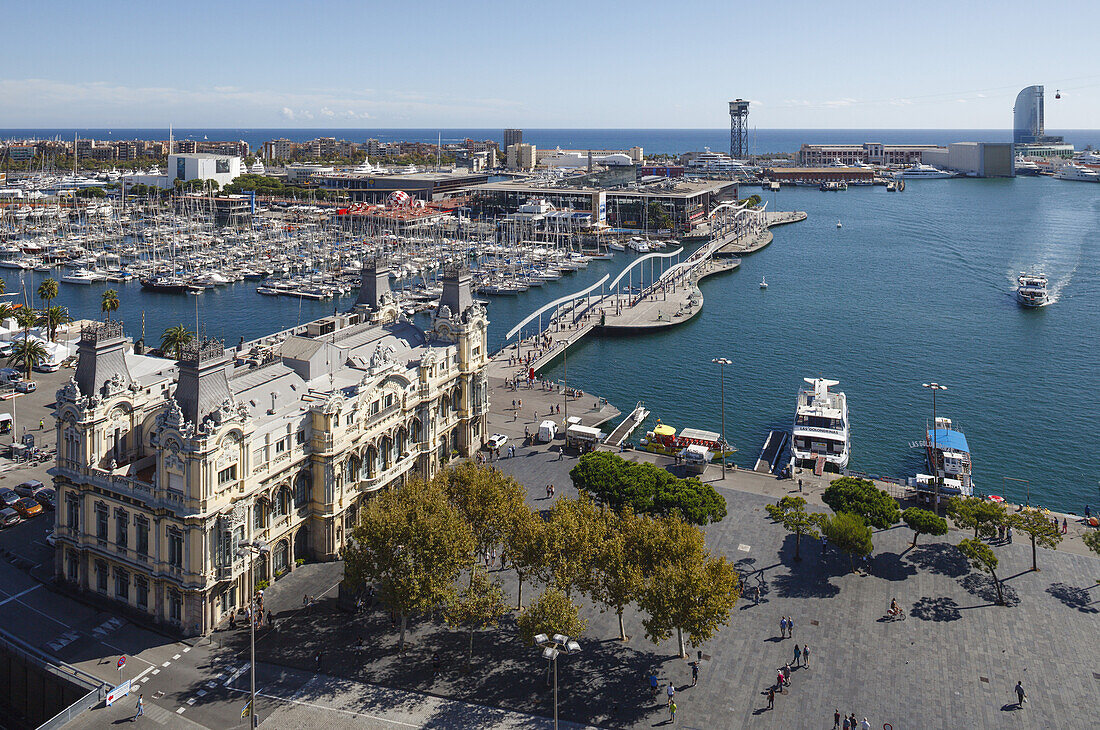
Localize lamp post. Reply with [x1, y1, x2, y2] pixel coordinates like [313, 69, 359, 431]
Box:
[534, 633, 581, 730]
[922, 383, 947, 515]
[236, 539, 269, 728]
[712, 358, 732, 479]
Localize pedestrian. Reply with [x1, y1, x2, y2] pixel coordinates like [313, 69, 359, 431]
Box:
[669, 699, 677, 723]
[779, 616, 788, 638]
[39, 419, 44, 430]
[834, 708, 841, 729]
[315, 651, 322, 671]
[133, 694, 144, 720]
[788, 616, 794, 638]
[1062, 518, 1067, 534]
[229, 612, 236, 629]
[802, 645, 809, 667]
[267, 610, 273, 627]
[776, 668, 785, 692]
[432, 652, 440, 677]
[767, 686, 775, 709]
[793, 644, 801, 667]
[821, 536, 827, 555]
[860, 719, 870, 730]
[690, 662, 698, 687]
[798, 478, 803, 493]
[1014, 680, 1026, 707]
[783, 664, 791, 686]
[842, 715, 850, 730]
[849, 713, 857, 729]
[1007, 525, 1013, 543]
[649, 673, 659, 697]
[666, 681, 675, 706]
[1085, 504, 1092, 520]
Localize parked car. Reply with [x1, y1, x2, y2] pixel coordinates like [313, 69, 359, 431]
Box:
[14, 480, 45, 498]
[0, 507, 20, 528]
[34, 487, 55, 509]
[14, 380, 36, 393]
[487, 433, 509, 449]
[0, 488, 20, 508]
[0, 342, 13, 357]
[33, 360, 61, 373]
[0, 367, 20, 383]
[13, 497, 42, 519]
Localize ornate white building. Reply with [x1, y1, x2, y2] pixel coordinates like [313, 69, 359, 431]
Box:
[52, 264, 489, 636]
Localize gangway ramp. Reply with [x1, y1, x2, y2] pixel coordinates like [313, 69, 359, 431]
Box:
[606, 402, 650, 447]
[754, 429, 789, 474]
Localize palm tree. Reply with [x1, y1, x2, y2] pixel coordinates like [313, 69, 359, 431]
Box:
[37, 305, 72, 343]
[14, 307, 37, 340]
[37, 278, 59, 309]
[161, 325, 194, 360]
[8, 338, 47, 382]
[101, 289, 120, 321]
[0, 278, 5, 295]
[0, 302, 14, 322]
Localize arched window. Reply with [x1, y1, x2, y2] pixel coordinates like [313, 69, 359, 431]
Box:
[294, 472, 310, 507]
[274, 487, 291, 517]
[396, 427, 407, 457]
[343, 456, 361, 484]
[381, 436, 393, 470]
[253, 500, 267, 531]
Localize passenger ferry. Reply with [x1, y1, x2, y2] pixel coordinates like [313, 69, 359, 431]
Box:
[640, 421, 736, 460]
[922, 417, 974, 496]
[1016, 272, 1049, 307]
[789, 378, 849, 474]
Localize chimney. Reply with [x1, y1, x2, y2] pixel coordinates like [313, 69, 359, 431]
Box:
[173, 339, 232, 426]
[355, 258, 391, 310]
[75, 321, 132, 397]
[435, 264, 473, 320]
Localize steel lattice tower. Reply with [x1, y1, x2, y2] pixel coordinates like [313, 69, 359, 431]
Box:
[729, 100, 750, 159]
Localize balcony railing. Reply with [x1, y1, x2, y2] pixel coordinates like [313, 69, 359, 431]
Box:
[357, 451, 419, 492]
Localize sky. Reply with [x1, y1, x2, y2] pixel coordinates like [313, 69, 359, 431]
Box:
[2, 0, 1098, 129]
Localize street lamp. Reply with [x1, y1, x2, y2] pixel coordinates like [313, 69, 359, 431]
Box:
[534, 633, 581, 730]
[712, 358, 732, 479]
[236, 539, 269, 728]
[922, 383, 947, 515]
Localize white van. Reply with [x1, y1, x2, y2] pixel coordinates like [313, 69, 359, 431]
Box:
[34, 356, 62, 373]
[538, 420, 557, 443]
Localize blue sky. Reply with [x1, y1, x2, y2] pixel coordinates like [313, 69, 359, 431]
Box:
[3, 0, 1098, 129]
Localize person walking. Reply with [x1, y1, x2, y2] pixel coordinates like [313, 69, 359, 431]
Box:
[787, 616, 795, 638]
[133, 694, 144, 721]
[315, 651, 322, 672]
[783, 664, 791, 687]
[842, 715, 851, 730]
[668, 699, 677, 723]
[690, 662, 698, 687]
[860, 719, 871, 730]
[666, 681, 676, 707]
[793, 644, 801, 667]
[849, 713, 857, 729]
[779, 616, 788, 638]
[776, 668, 785, 693]
[767, 687, 775, 709]
[834, 708, 841, 729]
[1014, 680, 1026, 708]
[802, 645, 810, 668]
[649, 673, 659, 697]
[1061, 518, 1067, 534]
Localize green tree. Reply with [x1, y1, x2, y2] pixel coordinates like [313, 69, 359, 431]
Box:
[8, 338, 48, 382]
[583, 508, 649, 640]
[946, 496, 1007, 540]
[443, 462, 527, 580]
[901, 507, 949, 547]
[1083, 530, 1100, 576]
[504, 505, 547, 610]
[37, 305, 72, 343]
[822, 512, 873, 572]
[160, 324, 194, 360]
[76, 186, 107, 198]
[0, 279, 5, 295]
[539, 496, 603, 597]
[1011, 509, 1063, 571]
[37, 278, 58, 308]
[569, 451, 726, 524]
[957, 538, 1006, 605]
[343, 477, 475, 652]
[765, 496, 827, 561]
[100, 289, 120, 321]
[444, 566, 509, 667]
[516, 586, 587, 646]
[639, 544, 740, 658]
[821, 477, 900, 529]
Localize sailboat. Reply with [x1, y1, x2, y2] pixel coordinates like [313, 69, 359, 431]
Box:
[759, 276, 768, 289]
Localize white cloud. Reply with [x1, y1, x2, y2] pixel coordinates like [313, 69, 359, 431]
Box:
[281, 107, 296, 121]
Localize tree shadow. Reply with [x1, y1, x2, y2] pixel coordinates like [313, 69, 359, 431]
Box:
[1045, 582, 1099, 613]
[905, 543, 970, 578]
[770, 570, 840, 600]
[958, 574, 1019, 607]
[910, 596, 962, 622]
[872, 551, 918, 582]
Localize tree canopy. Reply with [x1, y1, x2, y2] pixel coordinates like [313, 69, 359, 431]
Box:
[822, 512, 873, 572]
[516, 587, 586, 646]
[765, 496, 826, 561]
[957, 538, 1005, 605]
[581, 507, 649, 640]
[821, 477, 900, 529]
[444, 566, 509, 667]
[569, 451, 726, 525]
[901, 507, 948, 547]
[1011, 508, 1062, 571]
[946, 496, 1007, 540]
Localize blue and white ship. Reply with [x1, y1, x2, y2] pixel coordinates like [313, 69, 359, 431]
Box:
[923, 417, 974, 496]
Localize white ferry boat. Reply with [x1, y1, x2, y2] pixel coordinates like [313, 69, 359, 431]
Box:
[789, 377, 850, 474]
[1015, 272, 1049, 307]
[1053, 163, 1100, 182]
[892, 163, 955, 179]
[685, 149, 755, 176]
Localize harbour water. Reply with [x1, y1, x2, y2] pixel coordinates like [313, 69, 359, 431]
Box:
[2, 175, 1097, 511]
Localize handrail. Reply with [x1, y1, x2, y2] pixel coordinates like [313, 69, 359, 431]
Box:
[606, 247, 682, 291]
[504, 273, 609, 342]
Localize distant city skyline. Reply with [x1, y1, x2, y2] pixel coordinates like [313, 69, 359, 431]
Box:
[3, 0, 1099, 129]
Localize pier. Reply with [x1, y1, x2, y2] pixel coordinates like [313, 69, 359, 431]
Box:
[605, 402, 650, 447]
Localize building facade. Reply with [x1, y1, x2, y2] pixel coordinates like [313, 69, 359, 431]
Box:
[51, 267, 489, 636]
[503, 129, 523, 152]
[506, 143, 537, 171]
[798, 143, 941, 166]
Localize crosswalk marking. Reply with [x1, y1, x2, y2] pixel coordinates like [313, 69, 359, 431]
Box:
[175, 707, 185, 714]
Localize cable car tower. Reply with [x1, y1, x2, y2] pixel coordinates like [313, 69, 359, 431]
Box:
[729, 99, 750, 160]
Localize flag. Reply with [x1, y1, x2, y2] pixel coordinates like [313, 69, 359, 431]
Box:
[242, 700, 252, 718]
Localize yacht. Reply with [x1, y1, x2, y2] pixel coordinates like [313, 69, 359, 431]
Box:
[892, 163, 955, 179]
[759, 276, 767, 289]
[1014, 157, 1042, 176]
[61, 268, 106, 285]
[789, 378, 850, 474]
[924, 417, 974, 496]
[685, 148, 755, 176]
[1053, 163, 1100, 182]
[1015, 272, 1049, 307]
